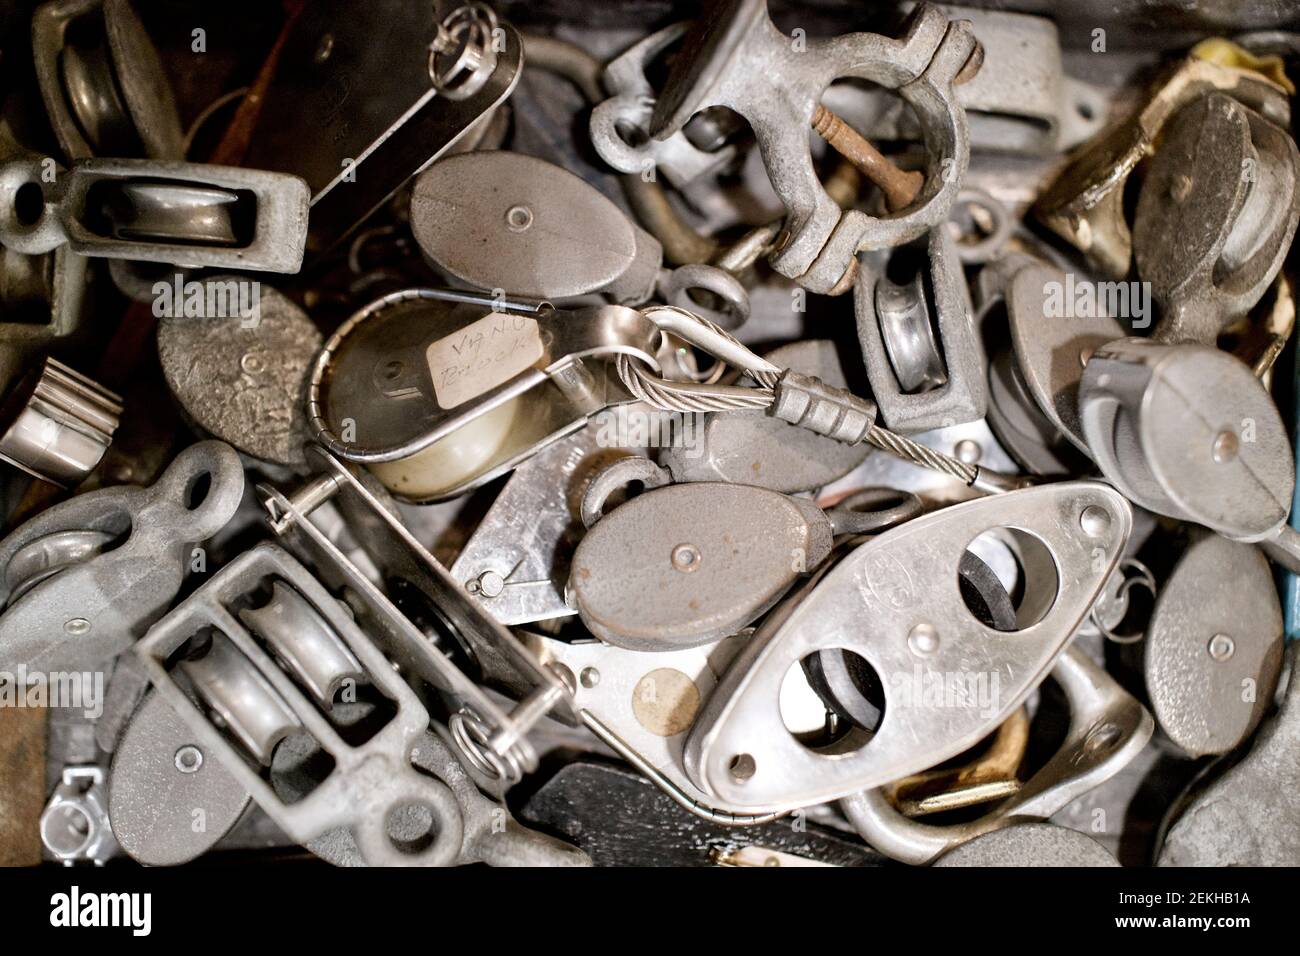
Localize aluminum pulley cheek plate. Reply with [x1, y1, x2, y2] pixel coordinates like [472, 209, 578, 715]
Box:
[569, 481, 834, 652]
[109, 690, 252, 867]
[682, 481, 1133, 811]
[1143, 534, 1282, 758]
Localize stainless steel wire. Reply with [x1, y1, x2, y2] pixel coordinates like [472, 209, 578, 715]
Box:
[624, 306, 980, 484]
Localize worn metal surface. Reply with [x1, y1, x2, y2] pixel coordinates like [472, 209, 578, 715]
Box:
[281, 726, 589, 867]
[32, 0, 185, 161]
[597, 0, 975, 293]
[0, 157, 311, 273]
[570, 481, 833, 651]
[310, 288, 660, 502]
[661, 341, 872, 492]
[109, 690, 251, 866]
[1135, 93, 1300, 345]
[855, 225, 986, 432]
[684, 482, 1133, 811]
[157, 281, 320, 468]
[1034, 55, 1291, 278]
[0, 704, 46, 866]
[245, 0, 523, 254]
[933, 822, 1120, 867]
[1080, 339, 1293, 543]
[412, 151, 662, 303]
[589, 22, 740, 189]
[137, 543, 465, 866]
[0, 357, 121, 487]
[1144, 534, 1282, 757]
[0, 441, 245, 671]
[842, 647, 1152, 864]
[449, 427, 628, 626]
[1158, 644, 1300, 865]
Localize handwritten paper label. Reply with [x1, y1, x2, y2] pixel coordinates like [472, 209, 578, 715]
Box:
[426, 312, 544, 409]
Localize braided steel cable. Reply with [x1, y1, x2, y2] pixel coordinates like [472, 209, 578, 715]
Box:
[618, 317, 979, 484]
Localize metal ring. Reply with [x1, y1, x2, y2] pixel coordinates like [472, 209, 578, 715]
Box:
[825, 487, 925, 536]
[946, 187, 1012, 265]
[427, 3, 499, 101]
[663, 263, 752, 332]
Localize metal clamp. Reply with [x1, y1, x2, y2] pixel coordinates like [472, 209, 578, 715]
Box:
[605, 0, 977, 293]
[0, 356, 121, 487]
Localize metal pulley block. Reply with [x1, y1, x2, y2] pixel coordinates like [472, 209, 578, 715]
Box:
[659, 340, 872, 493]
[261, 446, 573, 787]
[1143, 533, 1282, 758]
[0, 356, 120, 487]
[594, 0, 978, 294]
[136, 542, 466, 867]
[411, 151, 662, 304]
[841, 647, 1152, 864]
[33, 0, 184, 161]
[588, 22, 740, 189]
[1034, 51, 1292, 278]
[108, 690, 251, 866]
[0, 157, 310, 273]
[1158, 642, 1300, 866]
[854, 226, 986, 433]
[156, 280, 320, 468]
[933, 823, 1120, 867]
[1133, 92, 1300, 346]
[243, 0, 523, 255]
[568, 478, 835, 652]
[40, 765, 118, 865]
[307, 288, 661, 502]
[0, 440, 244, 671]
[978, 255, 1127, 476]
[680, 481, 1133, 812]
[277, 725, 590, 867]
[1078, 338, 1296, 551]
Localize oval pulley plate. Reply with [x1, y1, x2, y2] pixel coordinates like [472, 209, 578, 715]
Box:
[569, 482, 833, 651]
[1144, 534, 1282, 757]
[682, 480, 1133, 811]
[411, 151, 659, 301]
[109, 690, 251, 866]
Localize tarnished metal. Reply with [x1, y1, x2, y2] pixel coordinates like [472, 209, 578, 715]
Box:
[156, 280, 320, 468]
[684, 482, 1133, 811]
[0, 157, 310, 273]
[0, 441, 245, 671]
